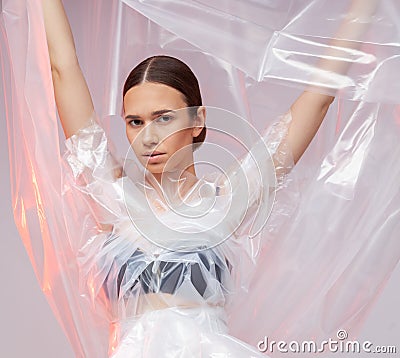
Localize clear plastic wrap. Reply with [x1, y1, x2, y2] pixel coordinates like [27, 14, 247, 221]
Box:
[1, 0, 400, 357]
[62, 107, 290, 357]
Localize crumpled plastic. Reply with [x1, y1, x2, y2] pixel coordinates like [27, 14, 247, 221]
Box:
[61, 106, 291, 357]
[1, 0, 400, 357]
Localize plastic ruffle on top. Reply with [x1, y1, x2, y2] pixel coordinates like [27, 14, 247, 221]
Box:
[62, 107, 292, 357]
[2, 0, 400, 357]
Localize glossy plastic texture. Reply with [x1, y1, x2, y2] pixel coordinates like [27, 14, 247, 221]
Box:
[2, 0, 400, 357]
[62, 107, 290, 357]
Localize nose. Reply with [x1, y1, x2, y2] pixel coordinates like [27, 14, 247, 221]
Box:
[141, 123, 159, 147]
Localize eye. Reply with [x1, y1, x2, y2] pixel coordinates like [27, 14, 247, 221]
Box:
[128, 119, 143, 127]
[156, 115, 174, 123]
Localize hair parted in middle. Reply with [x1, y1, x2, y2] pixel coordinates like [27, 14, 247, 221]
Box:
[123, 55, 206, 150]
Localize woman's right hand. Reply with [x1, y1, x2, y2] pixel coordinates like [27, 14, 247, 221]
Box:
[42, 0, 95, 138]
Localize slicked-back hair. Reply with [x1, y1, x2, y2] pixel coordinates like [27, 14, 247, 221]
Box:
[123, 55, 206, 149]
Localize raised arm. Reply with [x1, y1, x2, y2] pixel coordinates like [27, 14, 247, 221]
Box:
[42, 0, 94, 138]
[286, 0, 378, 164]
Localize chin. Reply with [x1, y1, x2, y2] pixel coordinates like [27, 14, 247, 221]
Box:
[144, 164, 164, 174]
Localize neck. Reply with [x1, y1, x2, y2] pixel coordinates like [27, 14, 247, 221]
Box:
[152, 163, 197, 184]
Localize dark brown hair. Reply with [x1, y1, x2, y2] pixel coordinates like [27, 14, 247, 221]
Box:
[123, 55, 206, 149]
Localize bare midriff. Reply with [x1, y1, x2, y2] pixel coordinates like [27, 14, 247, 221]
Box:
[136, 292, 205, 314]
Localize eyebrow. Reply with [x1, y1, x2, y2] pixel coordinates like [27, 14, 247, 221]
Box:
[125, 109, 175, 121]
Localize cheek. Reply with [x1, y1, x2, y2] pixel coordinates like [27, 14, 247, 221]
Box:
[126, 127, 133, 144]
[126, 127, 141, 153]
[165, 128, 193, 150]
[164, 115, 193, 142]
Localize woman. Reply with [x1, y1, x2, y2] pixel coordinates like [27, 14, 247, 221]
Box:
[4, 0, 399, 356]
[42, 0, 383, 356]
[43, 0, 335, 347]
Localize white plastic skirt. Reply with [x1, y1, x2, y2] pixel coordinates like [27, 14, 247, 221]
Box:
[1, 0, 400, 357]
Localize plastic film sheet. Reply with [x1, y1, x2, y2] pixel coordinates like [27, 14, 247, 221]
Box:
[1, 0, 400, 357]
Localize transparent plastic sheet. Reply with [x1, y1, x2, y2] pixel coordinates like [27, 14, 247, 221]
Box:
[1, 1, 400, 357]
[63, 107, 291, 357]
[62, 107, 289, 357]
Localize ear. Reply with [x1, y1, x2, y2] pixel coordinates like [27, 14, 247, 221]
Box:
[192, 106, 206, 138]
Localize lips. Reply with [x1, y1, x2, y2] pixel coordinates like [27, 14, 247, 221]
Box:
[143, 151, 165, 157]
[143, 151, 166, 164]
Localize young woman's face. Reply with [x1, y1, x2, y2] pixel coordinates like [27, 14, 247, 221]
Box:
[123, 82, 203, 176]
